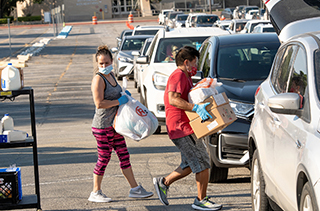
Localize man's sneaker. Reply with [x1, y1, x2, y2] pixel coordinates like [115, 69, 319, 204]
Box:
[88, 190, 112, 203]
[153, 177, 169, 206]
[192, 196, 222, 210]
[129, 185, 154, 198]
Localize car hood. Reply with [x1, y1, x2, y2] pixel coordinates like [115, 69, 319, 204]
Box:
[118, 51, 134, 59]
[216, 80, 263, 103]
[264, 0, 320, 35]
[150, 63, 177, 76]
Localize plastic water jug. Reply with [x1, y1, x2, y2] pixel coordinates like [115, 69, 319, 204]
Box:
[1, 114, 14, 131]
[1, 63, 21, 91]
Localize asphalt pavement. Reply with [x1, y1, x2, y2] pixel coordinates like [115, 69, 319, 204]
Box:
[0, 19, 251, 211]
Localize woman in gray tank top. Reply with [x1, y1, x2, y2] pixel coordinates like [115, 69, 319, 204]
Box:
[88, 45, 153, 203]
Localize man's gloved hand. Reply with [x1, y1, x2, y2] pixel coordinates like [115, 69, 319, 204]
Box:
[192, 103, 212, 121]
[125, 90, 131, 96]
[118, 95, 128, 106]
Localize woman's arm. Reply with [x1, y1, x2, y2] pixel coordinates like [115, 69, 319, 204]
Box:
[91, 75, 119, 109]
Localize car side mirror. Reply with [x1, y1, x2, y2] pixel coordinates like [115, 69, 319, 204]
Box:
[136, 56, 149, 64]
[268, 93, 301, 115]
[191, 71, 204, 84]
[116, 37, 121, 42]
[132, 51, 140, 56]
[111, 47, 118, 53]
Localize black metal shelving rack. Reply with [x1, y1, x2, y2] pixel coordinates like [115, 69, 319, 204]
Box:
[0, 87, 41, 210]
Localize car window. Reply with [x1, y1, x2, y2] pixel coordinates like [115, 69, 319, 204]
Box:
[154, 37, 208, 63]
[315, 49, 320, 101]
[121, 38, 148, 51]
[177, 15, 188, 21]
[288, 46, 308, 105]
[217, 41, 280, 80]
[263, 27, 275, 33]
[202, 44, 212, 78]
[142, 41, 151, 55]
[198, 42, 209, 74]
[271, 45, 298, 93]
[134, 30, 159, 36]
[148, 34, 158, 58]
[124, 31, 132, 36]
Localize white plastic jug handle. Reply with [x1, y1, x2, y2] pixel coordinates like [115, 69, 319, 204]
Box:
[122, 77, 127, 91]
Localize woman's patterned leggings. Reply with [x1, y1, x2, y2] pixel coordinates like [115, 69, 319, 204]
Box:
[92, 126, 131, 176]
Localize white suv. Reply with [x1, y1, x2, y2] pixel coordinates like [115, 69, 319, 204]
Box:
[136, 27, 229, 133]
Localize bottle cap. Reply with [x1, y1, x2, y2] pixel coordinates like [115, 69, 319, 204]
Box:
[4, 113, 9, 116]
[8, 63, 12, 66]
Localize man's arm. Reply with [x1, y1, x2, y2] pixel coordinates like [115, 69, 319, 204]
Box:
[168, 91, 194, 111]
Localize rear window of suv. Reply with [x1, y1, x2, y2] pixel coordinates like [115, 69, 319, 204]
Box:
[154, 37, 208, 63]
[217, 42, 280, 80]
[134, 30, 159, 36]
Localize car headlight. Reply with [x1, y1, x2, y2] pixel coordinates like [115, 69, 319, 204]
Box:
[118, 57, 133, 63]
[229, 101, 254, 117]
[152, 73, 168, 90]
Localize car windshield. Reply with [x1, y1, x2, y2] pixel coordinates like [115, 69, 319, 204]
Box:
[177, 15, 188, 21]
[196, 16, 218, 24]
[121, 38, 147, 51]
[124, 31, 132, 36]
[134, 30, 159, 35]
[217, 42, 280, 80]
[155, 37, 208, 63]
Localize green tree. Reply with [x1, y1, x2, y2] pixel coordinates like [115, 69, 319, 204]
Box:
[0, 0, 44, 18]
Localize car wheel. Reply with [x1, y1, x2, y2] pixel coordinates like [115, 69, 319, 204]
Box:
[300, 182, 317, 211]
[251, 150, 270, 211]
[137, 85, 141, 93]
[208, 158, 228, 183]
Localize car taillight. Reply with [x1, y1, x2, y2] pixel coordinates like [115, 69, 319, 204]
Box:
[255, 86, 261, 97]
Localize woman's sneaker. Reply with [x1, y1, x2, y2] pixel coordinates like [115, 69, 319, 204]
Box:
[192, 196, 222, 210]
[129, 185, 154, 198]
[88, 190, 112, 203]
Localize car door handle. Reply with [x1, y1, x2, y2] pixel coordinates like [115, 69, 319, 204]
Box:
[273, 117, 281, 127]
[258, 102, 265, 109]
[296, 140, 302, 149]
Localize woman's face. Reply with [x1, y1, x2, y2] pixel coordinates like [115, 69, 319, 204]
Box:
[97, 54, 112, 68]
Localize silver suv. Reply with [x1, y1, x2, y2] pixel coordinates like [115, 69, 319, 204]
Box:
[248, 1, 320, 209]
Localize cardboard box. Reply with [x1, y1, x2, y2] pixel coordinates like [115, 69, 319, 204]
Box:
[186, 93, 237, 139]
[0, 66, 24, 91]
[185, 92, 230, 121]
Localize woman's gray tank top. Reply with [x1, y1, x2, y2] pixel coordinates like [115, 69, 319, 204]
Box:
[92, 73, 122, 128]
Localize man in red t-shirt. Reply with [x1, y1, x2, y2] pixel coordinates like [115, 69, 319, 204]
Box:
[153, 46, 223, 211]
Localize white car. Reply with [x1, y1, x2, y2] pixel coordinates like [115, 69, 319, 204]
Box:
[132, 37, 154, 93]
[245, 9, 260, 19]
[158, 9, 174, 25]
[252, 23, 275, 33]
[132, 25, 164, 36]
[227, 19, 249, 34]
[185, 13, 206, 28]
[248, 13, 320, 211]
[240, 19, 270, 33]
[136, 27, 229, 133]
[111, 35, 153, 79]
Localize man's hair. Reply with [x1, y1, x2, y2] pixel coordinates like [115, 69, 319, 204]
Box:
[175, 46, 200, 66]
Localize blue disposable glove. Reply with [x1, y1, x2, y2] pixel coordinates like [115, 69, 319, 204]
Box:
[125, 90, 131, 96]
[192, 103, 212, 121]
[118, 95, 128, 106]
